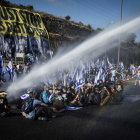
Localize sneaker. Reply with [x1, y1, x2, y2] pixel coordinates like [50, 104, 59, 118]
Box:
[77, 101, 83, 106]
[52, 115, 56, 118]
[22, 112, 25, 116]
[38, 117, 47, 121]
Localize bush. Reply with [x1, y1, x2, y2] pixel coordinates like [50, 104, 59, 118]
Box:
[65, 15, 71, 20]
[26, 4, 34, 11]
[87, 24, 92, 30]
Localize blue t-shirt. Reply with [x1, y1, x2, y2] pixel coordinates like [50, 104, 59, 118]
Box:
[27, 99, 42, 119]
[29, 56, 33, 61]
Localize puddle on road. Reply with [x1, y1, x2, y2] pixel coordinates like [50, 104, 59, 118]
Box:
[123, 95, 140, 102]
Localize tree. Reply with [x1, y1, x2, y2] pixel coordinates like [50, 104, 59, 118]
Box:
[26, 5, 34, 11]
[87, 24, 92, 30]
[96, 28, 103, 32]
[65, 15, 71, 20]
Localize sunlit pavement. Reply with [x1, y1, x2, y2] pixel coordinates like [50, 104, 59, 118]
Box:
[0, 79, 140, 140]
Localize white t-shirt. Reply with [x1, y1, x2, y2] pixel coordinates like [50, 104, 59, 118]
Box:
[111, 70, 117, 77]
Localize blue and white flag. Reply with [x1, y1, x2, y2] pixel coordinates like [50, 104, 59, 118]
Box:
[94, 72, 98, 85]
[95, 59, 100, 69]
[107, 57, 113, 69]
[6, 59, 13, 72]
[36, 55, 39, 64]
[13, 69, 17, 82]
[120, 61, 124, 71]
[6, 59, 13, 79]
[49, 92, 55, 103]
[65, 106, 82, 110]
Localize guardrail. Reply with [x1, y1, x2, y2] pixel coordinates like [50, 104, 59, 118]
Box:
[3, 57, 29, 66]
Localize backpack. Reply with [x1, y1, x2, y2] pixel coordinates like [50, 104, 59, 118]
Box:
[39, 91, 50, 103]
[93, 93, 101, 105]
[22, 98, 34, 113]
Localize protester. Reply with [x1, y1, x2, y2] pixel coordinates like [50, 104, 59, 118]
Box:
[134, 68, 140, 85]
[0, 91, 13, 117]
[23, 92, 55, 120]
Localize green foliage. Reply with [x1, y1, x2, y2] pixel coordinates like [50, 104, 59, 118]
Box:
[26, 5, 34, 11]
[65, 15, 71, 20]
[18, 4, 26, 9]
[87, 24, 92, 30]
[96, 28, 103, 32]
[1, 0, 11, 7]
[79, 21, 83, 26]
[46, 20, 51, 31]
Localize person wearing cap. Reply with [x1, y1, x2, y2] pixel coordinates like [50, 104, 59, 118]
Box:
[39, 85, 50, 104]
[18, 88, 34, 112]
[0, 91, 13, 117]
[52, 86, 65, 113]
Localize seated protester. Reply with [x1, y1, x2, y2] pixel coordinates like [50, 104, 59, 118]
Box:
[17, 88, 34, 110]
[52, 87, 65, 113]
[109, 85, 116, 103]
[105, 79, 112, 94]
[98, 79, 104, 91]
[61, 87, 69, 106]
[70, 86, 84, 106]
[114, 80, 124, 101]
[100, 86, 111, 106]
[88, 84, 96, 105]
[65, 86, 74, 105]
[0, 91, 13, 117]
[23, 92, 54, 120]
[39, 85, 50, 104]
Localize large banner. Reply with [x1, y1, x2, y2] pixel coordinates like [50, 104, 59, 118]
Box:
[0, 6, 49, 58]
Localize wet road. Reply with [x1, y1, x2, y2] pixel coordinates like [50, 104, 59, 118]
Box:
[0, 79, 140, 140]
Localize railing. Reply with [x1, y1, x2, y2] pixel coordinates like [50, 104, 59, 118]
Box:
[3, 57, 29, 66]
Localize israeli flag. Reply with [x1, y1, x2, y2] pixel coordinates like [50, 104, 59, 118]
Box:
[63, 73, 66, 87]
[13, 69, 17, 82]
[95, 59, 100, 69]
[36, 55, 39, 64]
[65, 106, 82, 110]
[101, 57, 105, 68]
[6, 59, 13, 72]
[6, 59, 13, 79]
[49, 92, 55, 103]
[121, 72, 124, 80]
[94, 72, 98, 85]
[120, 62, 124, 71]
[107, 57, 113, 69]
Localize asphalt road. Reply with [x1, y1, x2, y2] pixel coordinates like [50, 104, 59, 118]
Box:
[1, 79, 140, 140]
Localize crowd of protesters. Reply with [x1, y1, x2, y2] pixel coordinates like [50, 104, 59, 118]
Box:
[0, 54, 140, 120]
